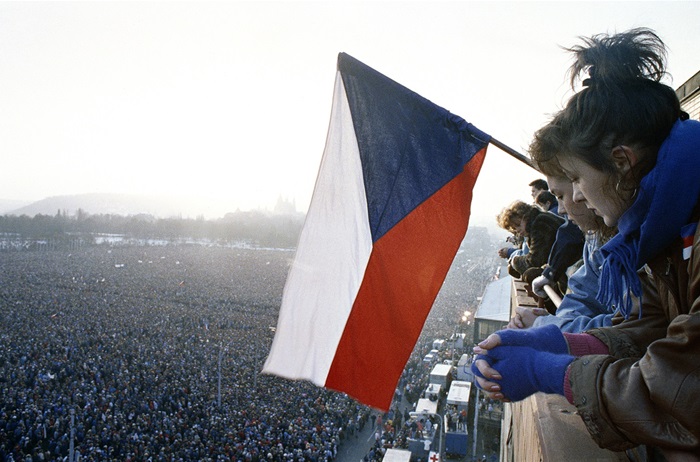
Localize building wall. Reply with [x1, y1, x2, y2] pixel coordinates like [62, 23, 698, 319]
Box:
[677, 70, 700, 121]
[474, 319, 507, 344]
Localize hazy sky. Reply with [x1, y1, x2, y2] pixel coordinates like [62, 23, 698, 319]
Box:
[1, 1, 698, 224]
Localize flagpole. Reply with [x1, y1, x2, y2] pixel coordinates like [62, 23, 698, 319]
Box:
[488, 137, 538, 171]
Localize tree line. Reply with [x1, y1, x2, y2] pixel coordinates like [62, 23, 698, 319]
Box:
[0, 209, 305, 249]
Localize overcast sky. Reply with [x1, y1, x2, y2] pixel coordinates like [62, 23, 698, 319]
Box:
[1, 1, 698, 224]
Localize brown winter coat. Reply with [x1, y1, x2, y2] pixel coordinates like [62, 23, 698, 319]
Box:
[509, 210, 564, 278]
[568, 215, 700, 455]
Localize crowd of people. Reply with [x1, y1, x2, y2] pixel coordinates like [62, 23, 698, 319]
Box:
[0, 245, 370, 461]
[0, 229, 501, 462]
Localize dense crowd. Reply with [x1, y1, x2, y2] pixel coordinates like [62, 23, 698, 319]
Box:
[0, 246, 368, 461]
[0, 234, 499, 462]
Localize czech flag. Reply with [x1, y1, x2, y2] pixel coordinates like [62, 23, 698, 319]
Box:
[263, 53, 489, 411]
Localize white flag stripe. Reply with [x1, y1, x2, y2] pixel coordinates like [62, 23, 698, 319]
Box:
[263, 72, 373, 384]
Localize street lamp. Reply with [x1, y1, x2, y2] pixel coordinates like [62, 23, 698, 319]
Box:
[463, 310, 472, 326]
[429, 412, 444, 461]
[452, 309, 473, 362]
[452, 310, 472, 363]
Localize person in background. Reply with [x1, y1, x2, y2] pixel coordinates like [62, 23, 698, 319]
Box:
[529, 178, 549, 202]
[496, 200, 563, 285]
[536, 205, 585, 307]
[498, 197, 585, 314]
[498, 179, 553, 260]
[472, 28, 700, 457]
[509, 118, 617, 331]
[497, 233, 525, 261]
[534, 190, 558, 213]
[511, 174, 617, 332]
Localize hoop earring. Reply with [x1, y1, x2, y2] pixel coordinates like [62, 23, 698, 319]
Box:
[616, 180, 638, 199]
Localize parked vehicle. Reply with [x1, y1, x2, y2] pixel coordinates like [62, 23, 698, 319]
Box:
[443, 381, 472, 458]
[425, 383, 441, 401]
[405, 409, 439, 461]
[382, 448, 412, 462]
[429, 363, 454, 391]
[455, 353, 474, 382]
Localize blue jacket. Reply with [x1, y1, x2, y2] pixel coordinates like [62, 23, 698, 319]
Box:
[533, 233, 616, 333]
[542, 217, 585, 283]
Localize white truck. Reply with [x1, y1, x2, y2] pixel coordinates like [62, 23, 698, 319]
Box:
[444, 380, 472, 458]
[406, 408, 439, 461]
[424, 383, 442, 401]
[382, 448, 412, 462]
[456, 353, 474, 382]
[429, 363, 454, 390]
[414, 397, 439, 416]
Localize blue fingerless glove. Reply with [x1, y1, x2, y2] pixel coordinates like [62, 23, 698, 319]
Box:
[495, 324, 568, 354]
[475, 346, 574, 402]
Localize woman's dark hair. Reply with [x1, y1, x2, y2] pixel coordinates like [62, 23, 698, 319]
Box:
[529, 116, 566, 176]
[529, 121, 618, 242]
[529, 179, 549, 191]
[554, 28, 682, 190]
[535, 190, 557, 209]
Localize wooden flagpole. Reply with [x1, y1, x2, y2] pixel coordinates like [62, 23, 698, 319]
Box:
[488, 137, 538, 171]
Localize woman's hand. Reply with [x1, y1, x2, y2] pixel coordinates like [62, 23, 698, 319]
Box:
[473, 346, 574, 402]
[509, 306, 549, 329]
[473, 324, 568, 355]
[471, 349, 507, 401]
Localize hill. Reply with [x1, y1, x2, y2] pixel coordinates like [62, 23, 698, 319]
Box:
[0, 199, 32, 215]
[6, 193, 245, 219]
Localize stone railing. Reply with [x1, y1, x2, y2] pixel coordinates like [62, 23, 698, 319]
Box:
[500, 280, 627, 461]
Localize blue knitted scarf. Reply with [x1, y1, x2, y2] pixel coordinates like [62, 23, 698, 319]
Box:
[596, 119, 700, 318]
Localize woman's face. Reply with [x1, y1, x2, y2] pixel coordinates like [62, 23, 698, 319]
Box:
[546, 175, 599, 232]
[558, 156, 629, 227]
[513, 218, 528, 237]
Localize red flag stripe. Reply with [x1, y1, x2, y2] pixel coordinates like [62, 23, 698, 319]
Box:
[325, 148, 486, 409]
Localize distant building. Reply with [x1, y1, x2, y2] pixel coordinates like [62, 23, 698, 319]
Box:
[677, 70, 700, 120]
[274, 195, 297, 215]
[472, 265, 511, 343]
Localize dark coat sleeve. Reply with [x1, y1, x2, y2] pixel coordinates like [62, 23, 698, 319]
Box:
[542, 219, 585, 282]
[510, 212, 563, 277]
